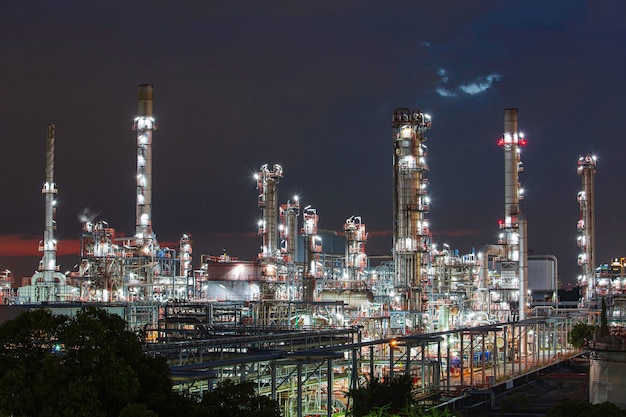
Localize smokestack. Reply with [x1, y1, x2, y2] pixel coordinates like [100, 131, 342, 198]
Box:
[503, 108, 520, 218]
[138, 84, 153, 116]
[133, 84, 157, 243]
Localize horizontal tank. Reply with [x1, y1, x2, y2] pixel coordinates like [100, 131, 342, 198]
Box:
[318, 289, 373, 308]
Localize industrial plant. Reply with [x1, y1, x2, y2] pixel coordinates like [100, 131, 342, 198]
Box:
[1, 84, 624, 415]
[6, 91, 546, 327]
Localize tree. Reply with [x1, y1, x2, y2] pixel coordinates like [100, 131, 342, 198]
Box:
[0, 307, 179, 417]
[568, 321, 596, 349]
[346, 374, 414, 417]
[600, 297, 609, 337]
[196, 379, 281, 417]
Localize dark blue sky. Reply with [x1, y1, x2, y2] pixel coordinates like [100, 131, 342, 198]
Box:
[1, 1, 625, 285]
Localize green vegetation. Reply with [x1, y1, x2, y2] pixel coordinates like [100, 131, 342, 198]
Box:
[568, 321, 597, 348]
[546, 400, 626, 417]
[0, 307, 280, 417]
[197, 379, 281, 417]
[346, 374, 413, 416]
[345, 375, 458, 417]
[360, 405, 459, 417]
[601, 297, 609, 337]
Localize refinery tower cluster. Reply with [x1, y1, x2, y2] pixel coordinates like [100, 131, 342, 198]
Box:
[3, 84, 619, 333]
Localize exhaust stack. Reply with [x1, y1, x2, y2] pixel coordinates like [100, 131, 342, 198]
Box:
[133, 84, 157, 244]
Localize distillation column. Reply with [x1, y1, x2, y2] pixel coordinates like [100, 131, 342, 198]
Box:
[302, 206, 321, 303]
[179, 234, 193, 297]
[133, 84, 157, 247]
[257, 164, 283, 261]
[280, 199, 300, 264]
[577, 154, 597, 304]
[280, 199, 300, 300]
[497, 108, 528, 320]
[256, 164, 283, 298]
[344, 216, 367, 281]
[392, 108, 432, 311]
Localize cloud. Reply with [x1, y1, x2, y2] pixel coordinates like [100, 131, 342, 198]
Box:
[459, 73, 502, 95]
[435, 68, 502, 98]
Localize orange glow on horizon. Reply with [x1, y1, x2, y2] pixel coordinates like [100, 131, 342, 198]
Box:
[0, 234, 80, 256]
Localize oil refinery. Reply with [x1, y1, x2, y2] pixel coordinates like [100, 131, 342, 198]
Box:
[3, 84, 622, 326]
[7, 92, 541, 329]
[1, 84, 624, 415]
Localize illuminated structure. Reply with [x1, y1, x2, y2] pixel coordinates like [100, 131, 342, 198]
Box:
[279, 198, 300, 264]
[133, 84, 157, 249]
[577, 154, 597, 303]
[279, 198, 300, 300]
[256, 163, 283, 262]
[10, 95, 556, 337]
[18, 124, 73, 302]
[256, 164, 283, 298]
[78, 220, 121, 301]
[392, 108, 432, 311]
[0, 269, 13, 303]
[302, 205, 321, 303]
[179, 234, 193, 285]
[489, 108, 528, 320]
[344, 215, 367, 281]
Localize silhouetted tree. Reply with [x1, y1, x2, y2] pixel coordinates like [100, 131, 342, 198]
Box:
[196, 379, 281, 417]
[568, 321, 596, 348]
[600, 297, 609, 337]
[0, 307, 179, 417]
[346, 374, 414, 417]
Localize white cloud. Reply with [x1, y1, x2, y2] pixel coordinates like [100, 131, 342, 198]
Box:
[435, 68, 502, 97]
[459, 73, 502, 95]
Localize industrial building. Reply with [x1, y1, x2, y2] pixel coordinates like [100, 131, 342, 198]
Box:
[3, 88, 586, 322]
[2, 84, 624, 415]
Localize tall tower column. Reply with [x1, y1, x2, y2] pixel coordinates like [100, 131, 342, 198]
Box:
[27, 124, 67, 302]
[498, 108, 528, 320]
[257, 164, 283, 260]
[392, 108, 432, 311]
[42, 124, 59, 282]
[133, 84, 157, 245]
[577, 154, 597, 304]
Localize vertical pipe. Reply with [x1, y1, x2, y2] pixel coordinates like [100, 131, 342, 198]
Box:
[326, 359, 333, 417]
[469, 333, 474, 386]
[446, 335, 451, 391]
[297, 362, 303, 417]
[519, 215, 528, 320]
[459, 331, 465, 386]
[389, 343, 394, 380]
[369, 346, 375, 381]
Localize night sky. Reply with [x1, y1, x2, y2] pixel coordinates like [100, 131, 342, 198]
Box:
[1, 1, 625, 286]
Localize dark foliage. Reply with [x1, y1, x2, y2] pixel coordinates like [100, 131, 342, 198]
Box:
[568, 321, 596, 348]
[0, 307, 177, 417]
[546, 400, 626, 417]
[346, 374, 414, 417]
[195, 379, 281, 417]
